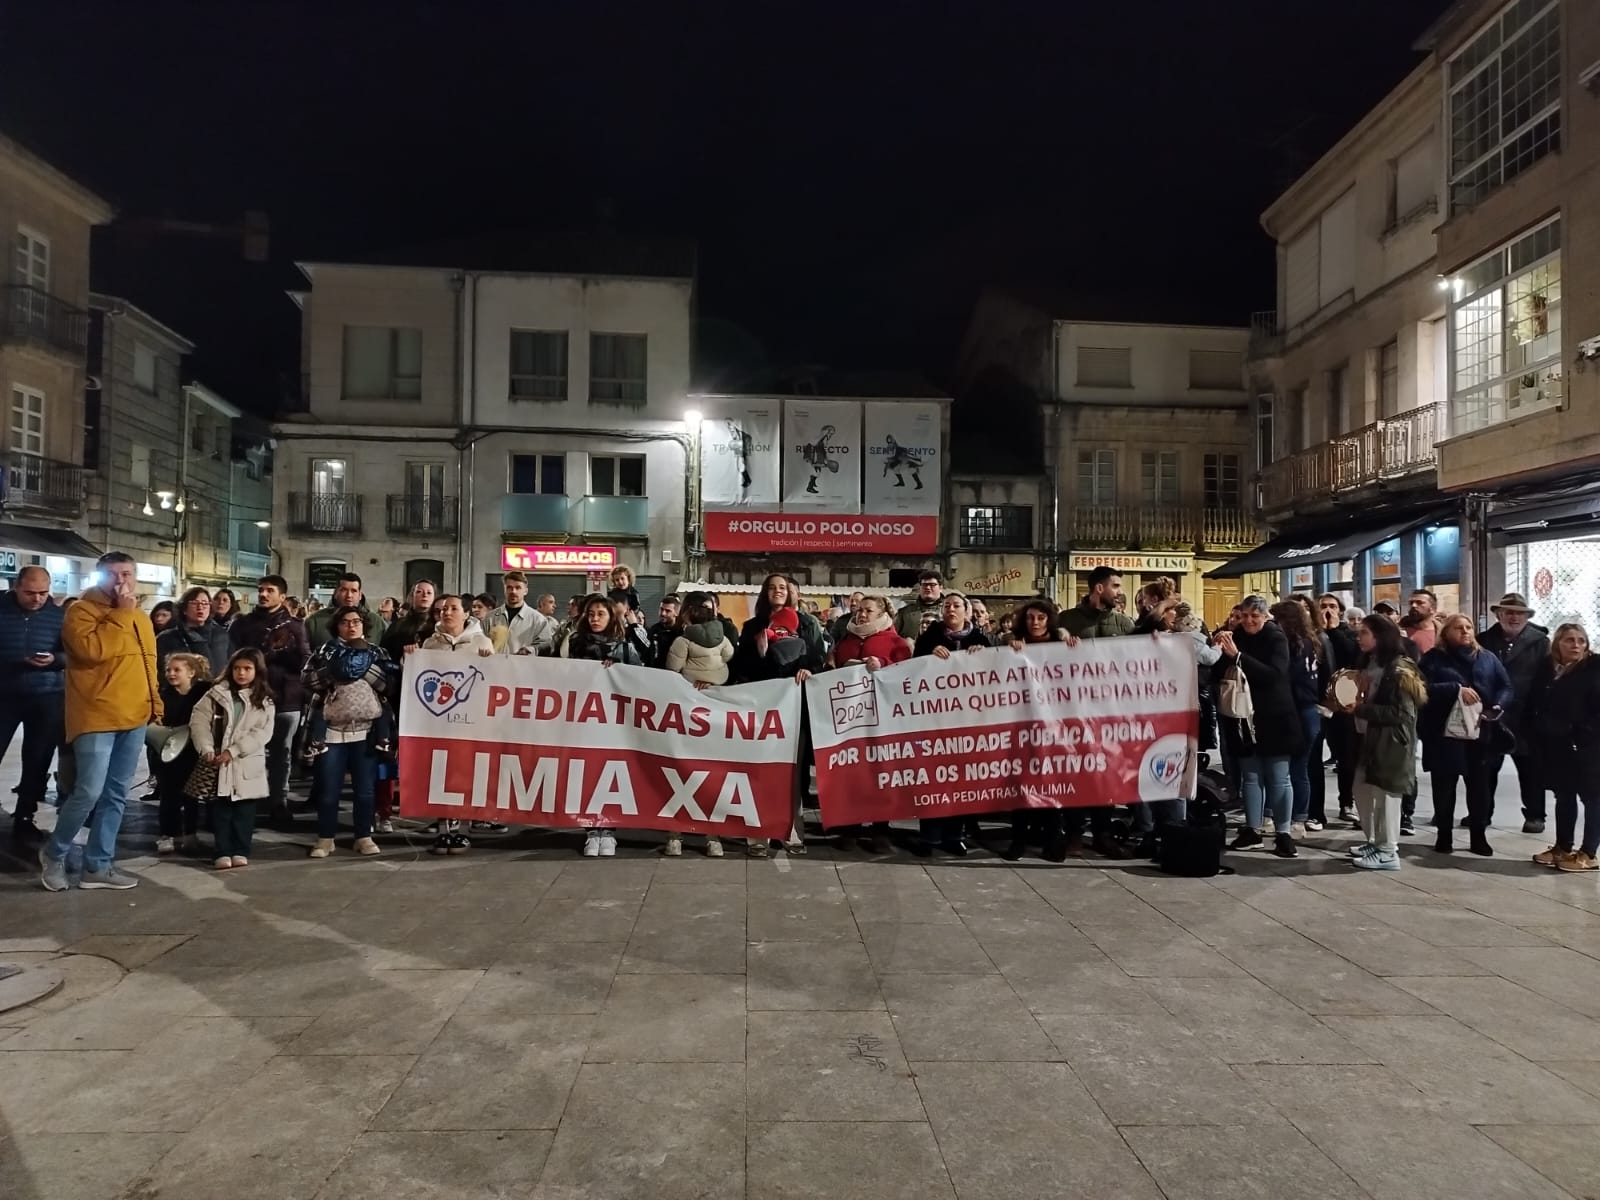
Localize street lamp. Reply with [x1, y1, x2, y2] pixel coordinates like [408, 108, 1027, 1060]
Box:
[684, 408, 702, 426]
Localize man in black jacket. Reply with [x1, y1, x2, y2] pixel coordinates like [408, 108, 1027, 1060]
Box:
[1478, 592, 1551, 833]
[0, 567, 65, 839]
[646, 595, 682, 668]
[230, 575, 310, 823]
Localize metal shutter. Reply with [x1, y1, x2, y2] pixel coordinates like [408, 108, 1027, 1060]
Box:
[634, 574, 668, 618]
[1394, 137, 1435, 220]
[1076, 346, 1132, 388]
[1284, 228, 1319, 327]
[1317, 192, 1356, 308]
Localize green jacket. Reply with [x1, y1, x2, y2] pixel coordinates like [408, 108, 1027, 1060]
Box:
[1058, 601, 1135, 639]
[1355, 658, 1427, 795]
[894, 598, 942, 639]
[307, 605, 386, 650]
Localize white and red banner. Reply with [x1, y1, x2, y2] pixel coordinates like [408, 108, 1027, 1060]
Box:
[806, 639, 1198, 825]
[398, 652, 802, 838]
[702, 511, 938, 554]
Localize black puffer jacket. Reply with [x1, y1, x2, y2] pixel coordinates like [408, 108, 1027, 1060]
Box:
[1478, 621, 1550, 743]
[1212, 622, 1304, 759]
[1525, 655, 1600, 792]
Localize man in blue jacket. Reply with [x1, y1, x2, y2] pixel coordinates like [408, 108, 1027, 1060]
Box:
[0, 566, 66, 839]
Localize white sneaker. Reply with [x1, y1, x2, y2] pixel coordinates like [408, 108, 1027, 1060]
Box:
[374, 818, 394, 834]
[705, 836, 723, 858]
[664, 835, 683, 857]
[583, 831, 602, 858]
[155, 836, 176, 854]
[598, 831, 618, 857]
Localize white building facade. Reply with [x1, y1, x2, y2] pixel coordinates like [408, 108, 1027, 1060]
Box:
[275, 250, 694, 610]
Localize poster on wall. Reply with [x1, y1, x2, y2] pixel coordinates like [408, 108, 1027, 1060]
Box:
[862, 402, 941, 515]
[781, 400, 861, 512]
[700, 398, 780, 510]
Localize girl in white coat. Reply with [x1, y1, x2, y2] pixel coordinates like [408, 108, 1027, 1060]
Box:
[660, 600, 736, 856]
[190, 647, 276, 870]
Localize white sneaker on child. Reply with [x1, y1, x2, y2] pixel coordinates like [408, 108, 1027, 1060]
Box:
[598, 831, 618, 857]
[583, 830, 602, 858]
[664, 835, 683, 857]
[705, 836, 723, 858]
[156, 837, 176, 854]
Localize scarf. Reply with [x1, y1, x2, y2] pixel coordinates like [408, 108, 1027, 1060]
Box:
[846, 611, 893, 639]
[937, 621, 975, 649]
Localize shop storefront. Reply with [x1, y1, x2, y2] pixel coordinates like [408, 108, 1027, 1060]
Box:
[1063, 553, 1274, 629]
[1490, 488, 1600, 632]
[0, 523, 102, 599]
[491, 543, 668, 615]
[1207, 506, 1460, 614]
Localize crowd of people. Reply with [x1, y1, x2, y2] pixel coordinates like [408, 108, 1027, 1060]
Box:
[5, 550, 1598, 889]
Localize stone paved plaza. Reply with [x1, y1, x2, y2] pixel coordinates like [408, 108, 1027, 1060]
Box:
[5, 774, 1600, 1199]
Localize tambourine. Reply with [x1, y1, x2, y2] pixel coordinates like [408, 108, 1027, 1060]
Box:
[1326, 669, 1362, 711]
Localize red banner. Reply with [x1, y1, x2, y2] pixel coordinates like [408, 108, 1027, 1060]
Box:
[703, 512, 938, 554]
[805, 640, 1198, 824]
[398, 653, 802, 838]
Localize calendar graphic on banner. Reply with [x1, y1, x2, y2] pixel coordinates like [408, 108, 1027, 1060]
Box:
[828, 676, 879, 735]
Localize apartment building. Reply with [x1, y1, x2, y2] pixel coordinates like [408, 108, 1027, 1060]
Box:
[277, 237, 695, 609]
[1418, 0, 1600, 628]
[0, 133, 113, 594]
[958, 291, 1269, 626]
[85, 296, 271, 601]
[1237, 60, 1461, 611]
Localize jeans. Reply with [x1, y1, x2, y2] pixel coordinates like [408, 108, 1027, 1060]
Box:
[1290, 706, 1321, 822]
[1239, 755, 1292, 834]
[266, 710, 300, 809]
[1354, 768, 1400, 853]
[45, 726, 146, 873]
[1486, 751, 1546, 822]
[1130, 799, 1186, 834]
[0, 695, 63, 820]
[315, 738, 376, 840]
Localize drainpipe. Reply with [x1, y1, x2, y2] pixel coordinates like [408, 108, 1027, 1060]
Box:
[1047, 322, 1062, 603]
[176, 383, 191, 590]
[452, 273, 469, 593]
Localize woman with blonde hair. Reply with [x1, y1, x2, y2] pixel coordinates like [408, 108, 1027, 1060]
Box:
[1526, 623, 1600, 871]
[1419, 613, 1513, 855]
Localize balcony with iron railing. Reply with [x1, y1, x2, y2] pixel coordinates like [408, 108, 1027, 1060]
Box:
[1065, 505, 1261, 549]
[287, 492, 362, 536]
[1247, 310, 1283, 361]
[1259, 402, 1441, 515]
[0, 450, 88, 517]
[0, 286, 90, 360]
[386, 493, 459, 538]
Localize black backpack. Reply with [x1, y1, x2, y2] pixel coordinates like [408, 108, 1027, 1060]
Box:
[1156, 787, 1230, 877]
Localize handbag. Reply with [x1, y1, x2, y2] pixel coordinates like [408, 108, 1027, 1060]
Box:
[183, 705, 228, 799]
[1444, 694, 1483, 740]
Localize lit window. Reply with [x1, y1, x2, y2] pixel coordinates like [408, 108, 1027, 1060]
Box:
[960, 505, 1033, 549]
[1448, 218, 1561, 437]
[1447, 0, 1560, 211]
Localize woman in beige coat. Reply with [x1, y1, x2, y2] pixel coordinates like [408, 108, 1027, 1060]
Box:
[659, 599, 734, 857]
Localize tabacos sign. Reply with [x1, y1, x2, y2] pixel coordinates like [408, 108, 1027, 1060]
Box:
[502, 545, 618, 571]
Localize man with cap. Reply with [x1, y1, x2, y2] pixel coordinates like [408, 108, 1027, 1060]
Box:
[1478, 593, 1551, 833]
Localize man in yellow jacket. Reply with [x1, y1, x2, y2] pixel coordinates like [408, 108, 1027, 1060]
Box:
[40, 551, 162, 891]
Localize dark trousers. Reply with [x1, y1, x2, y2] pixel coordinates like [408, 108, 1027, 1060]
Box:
[919, 816, 964, 847]
[1328, 714, 1357, 809]
[1486, 751, 1546, 822]
[212, 800, 256, 857]
[1432, 743, 1493, 832]
[0, 696, 63, 820]
[1010, 807, 1065, 841]
[1064, 806, 1113, 838]
[1555, 787, 1600, 857]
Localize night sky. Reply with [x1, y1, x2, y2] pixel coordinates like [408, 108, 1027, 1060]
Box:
[2, 0, 1448, 413]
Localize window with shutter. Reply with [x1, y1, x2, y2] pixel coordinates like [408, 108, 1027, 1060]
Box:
[1076, 346, 1132, 388]
[1317, 192, 1356, 308]
[1188, 349, 1243, 390]
[1284, 229, 1319, 327]
[1392, 137, 1436, 223]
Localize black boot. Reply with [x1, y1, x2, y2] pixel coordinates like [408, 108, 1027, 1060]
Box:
[1000, 839, 1027, 862]
[1469, 826, 1493, 857]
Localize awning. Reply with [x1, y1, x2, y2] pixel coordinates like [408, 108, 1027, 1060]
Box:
[1205, 511, 1442, 579]
[0, 523, 102, 559]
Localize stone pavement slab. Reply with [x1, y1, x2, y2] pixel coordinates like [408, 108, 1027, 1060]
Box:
[4, 765, 1600, 1199]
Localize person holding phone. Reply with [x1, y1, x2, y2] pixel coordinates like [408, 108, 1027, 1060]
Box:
[40, 552, 162, 891]
[0, 565, 66, 840]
